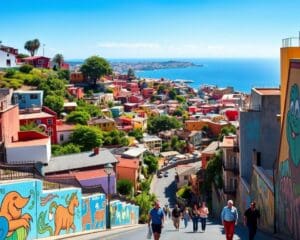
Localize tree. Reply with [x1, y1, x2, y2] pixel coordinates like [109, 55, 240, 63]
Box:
[38, 77, 66, 97]
[80, 56, 112, 85]
[70, 125, 103, 151]
[117, 179, 133, 196]
[52, 54, 64, 69]
[24, 39, 40, 56]
[134, 192, 156, 223]
[44, 95, 64, 113]
[127, 68, 135, 80]
[147, 115, 182, 134]
[20, 122, 43, 132]
[52, 143, 81, 156]
[171, 136, 186, 152]
[66, 111, 91, 125]
[57, 69, 70, 81]
[175, 95, 186, 103]
[218, 125, 236, 141]
[143, 153, 158, 174]
[128, 128, 143, 141]
[168, 88, 177, 100]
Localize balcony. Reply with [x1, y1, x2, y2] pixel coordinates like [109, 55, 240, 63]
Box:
[223, 186, 237, 195]
[223, 161, 239, 175]
[282, 37, 300, 48]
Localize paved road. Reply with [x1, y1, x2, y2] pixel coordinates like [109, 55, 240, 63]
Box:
[151, 168, 177, 207]
[99, 219, 275, 240]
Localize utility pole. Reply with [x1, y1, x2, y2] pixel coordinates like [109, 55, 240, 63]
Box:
[43, 44, 45, 56]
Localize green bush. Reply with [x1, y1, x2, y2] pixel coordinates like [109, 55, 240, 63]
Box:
[117, 179, 133, 196]
[19, 64, 33, 73]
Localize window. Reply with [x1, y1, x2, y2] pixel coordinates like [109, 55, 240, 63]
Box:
[36, 119, 41, 125]
[256, 152, 261, 166]
[47, 119, 53, 125]
[6, 59, 11, 67]
[47, 127, 52, 136]
[60, 134, 64, 141]
[30, 94, 38, 100]
[184, 176, 188, 180]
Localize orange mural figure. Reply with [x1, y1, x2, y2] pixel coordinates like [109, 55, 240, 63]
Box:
[0, 191, 32, 239]
[49, 192, 79, 236]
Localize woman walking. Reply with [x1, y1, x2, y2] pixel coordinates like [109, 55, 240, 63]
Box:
[182, 207, 190, 228]
[199, 202, 209, 232]
[190, 204, 199, 232]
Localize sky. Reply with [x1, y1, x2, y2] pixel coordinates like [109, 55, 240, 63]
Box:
[1, 0, 300, 59]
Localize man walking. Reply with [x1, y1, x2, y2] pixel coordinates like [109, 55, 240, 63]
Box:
[221, 200, 238, 240]
[172, 204, 181, 230]
[148, 201, 164, 240]
[244, 201, 260, 240]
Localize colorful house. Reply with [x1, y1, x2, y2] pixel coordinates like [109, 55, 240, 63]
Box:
[116, 157, 140, 190]
[56, 121, 76, 144]
[12, 90, 44, 109]
[0, 45, 18, 68]
[88, 117, 116, 131]
[67, 86, 84, 99]
[19, 106, 57, 144]
[70, 72, 85, 84]
[21, 56, 51, 68]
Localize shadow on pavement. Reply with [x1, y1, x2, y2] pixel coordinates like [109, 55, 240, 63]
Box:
[164, 180, 177, 207]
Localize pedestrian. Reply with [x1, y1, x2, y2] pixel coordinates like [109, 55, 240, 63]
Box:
[190, 204, 199, 232]
[148, 201, 164, 240]
[199, 201, 209, 232]
[172, 204, 181, 230]
[244, 201, 260, 240]
[182, 207, 190, 228]
[221, 199, 238, 240]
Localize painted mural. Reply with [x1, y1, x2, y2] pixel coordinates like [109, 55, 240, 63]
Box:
[0, 180, 38, 240]
[82, 194, 106, 231]
[276, 61, 300, 240]
[37, 189, 82, 238]
[0, 179, 139, 240]
[250, 168, 274, 232]
[110, 201, 139, 227]
[238, 179, 251, 220]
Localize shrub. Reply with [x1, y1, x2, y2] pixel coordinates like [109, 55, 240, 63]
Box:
[19, 64, 33, 73]
[117, 179, 133, 196]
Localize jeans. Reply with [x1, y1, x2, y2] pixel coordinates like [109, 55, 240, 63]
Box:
[192, 217, 198, 232]
[200, 217, 207, 231]
[248, 224, 257, 240]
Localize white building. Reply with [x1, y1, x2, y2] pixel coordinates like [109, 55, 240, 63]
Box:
[0, 46, 18, 68]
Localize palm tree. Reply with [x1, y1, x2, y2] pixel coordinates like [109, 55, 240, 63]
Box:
[52, 53, 64, 68]
[24, 39, 40, 56]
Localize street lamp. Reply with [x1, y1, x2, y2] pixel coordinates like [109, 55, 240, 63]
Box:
[104, 163, 114, 229]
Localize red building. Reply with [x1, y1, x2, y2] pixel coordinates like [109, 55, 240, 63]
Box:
[19, 106, 57, 144]
[113, 80, 127, 88]
[70, 72, 85, 84]
[126, 83, 140, 94]
[142, 88, 154, 98]
[67, 86, 84, 99]
[128, 95, 144, 104]
[21, 56, 51, 68]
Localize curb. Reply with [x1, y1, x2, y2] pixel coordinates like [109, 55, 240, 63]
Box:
[38, 224, 144, 240]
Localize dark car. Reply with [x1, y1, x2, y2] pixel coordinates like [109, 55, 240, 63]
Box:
[157, 172, 163, 178]
[164, 171, 169, 177]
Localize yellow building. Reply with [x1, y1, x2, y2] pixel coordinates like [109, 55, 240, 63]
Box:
[88, 117, 116, 131]
[280, 37, 300, 120]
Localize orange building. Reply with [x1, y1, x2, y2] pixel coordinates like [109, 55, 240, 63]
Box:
[70, 72, 85, 84]
[201, 141, 219, 169]
[280, 36, 300, 119]
[184, 119, 230, 137]
[116, 157, 140, 191]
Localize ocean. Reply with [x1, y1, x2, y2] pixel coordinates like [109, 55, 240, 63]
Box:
[135, 58, 280, 93]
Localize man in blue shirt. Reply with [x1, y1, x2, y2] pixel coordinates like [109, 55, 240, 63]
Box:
[221, 200, 238, 240]
[148, 201, 164, 240]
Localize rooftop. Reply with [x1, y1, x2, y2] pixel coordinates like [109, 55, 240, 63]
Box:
[88, 118, 115, 124]
[6, 138, 49, 147]
[63, 102, 77, 107]
[253, 88, 280, 96]
[202, 141, 219, 154]
[117, 157, 139, 169]
[160, 151, 180, 158]
[122, 147, 147, 158]
[19, 111, 54, 120]
[143, 135, 162, 142]
[13, 90, 43, 94]
[44, 149, 118, 173]
[219, 135, 236, 148]
[56, 123, 76, 132]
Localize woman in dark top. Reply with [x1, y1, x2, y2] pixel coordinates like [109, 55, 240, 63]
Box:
[190, 204, 199, 232]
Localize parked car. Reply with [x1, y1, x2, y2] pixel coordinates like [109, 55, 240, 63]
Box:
[157, 172, 163, 178]
[163, 171, 169, 177]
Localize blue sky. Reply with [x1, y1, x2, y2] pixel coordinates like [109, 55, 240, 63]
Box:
[1, 0, 300, 59]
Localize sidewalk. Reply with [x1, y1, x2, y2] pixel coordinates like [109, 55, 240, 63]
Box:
[39, 224, 144, 240]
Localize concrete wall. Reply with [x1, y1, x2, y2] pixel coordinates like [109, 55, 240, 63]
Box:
[0, 179, 139, 240]
[0, 50, 16, 68]
[239, 110, 261, 183]
[6, 138, 51, 164]
[250, 166, 274, 233]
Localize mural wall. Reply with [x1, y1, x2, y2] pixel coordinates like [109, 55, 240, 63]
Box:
[0, 180, 39, 240]
[276, 60, 300, 240]
[37, 188, 82, 238]
[0, 179, 139, 240]
[82, 194, 106, 231]
[110, 201, 139, 227]
[238, 179, 251, 221]
[250, 167, 274, 232]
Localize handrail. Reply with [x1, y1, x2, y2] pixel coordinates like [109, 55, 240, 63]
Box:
[282, 37, 300, 48]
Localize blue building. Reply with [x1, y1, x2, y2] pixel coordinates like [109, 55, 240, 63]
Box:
[13, 90, 43, 109]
